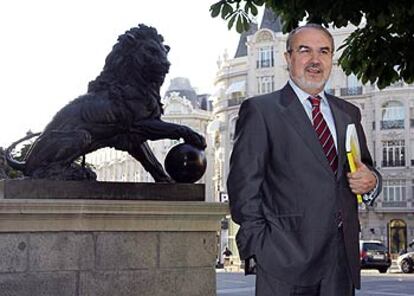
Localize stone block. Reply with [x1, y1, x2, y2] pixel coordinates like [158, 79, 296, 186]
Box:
[155, 267, 216, 296]
[0, 179, 204, 201]
[0, 234, 27, 272]
[79, 270, 156, 296]
[159, 232, 216, 268]
[0, 271, 76, 296]
[30, 232, 94, 271]
[96, 232, 157, 270]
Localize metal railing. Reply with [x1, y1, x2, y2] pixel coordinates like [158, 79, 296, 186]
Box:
[340, 86, 363, 96]
[227, 97, 245, 107]
[380, 201, 408, 208]
[380, 120, 404, 129]
[382, 160, 405, 167]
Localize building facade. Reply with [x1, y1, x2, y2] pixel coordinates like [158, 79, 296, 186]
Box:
[210, 13, 414, 266]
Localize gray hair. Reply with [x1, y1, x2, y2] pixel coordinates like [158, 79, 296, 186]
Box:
[286, 23, 335, 53]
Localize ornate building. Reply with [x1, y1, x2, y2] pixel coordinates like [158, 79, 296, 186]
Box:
[210, 10, 414, 267]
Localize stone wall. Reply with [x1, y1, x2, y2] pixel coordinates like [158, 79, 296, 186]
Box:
[0, 231, 216, 296]
[0, 198, 228, 296]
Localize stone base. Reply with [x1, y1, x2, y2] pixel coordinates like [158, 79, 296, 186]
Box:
[0, 179, 204, 201]
[0, 193, 228, 295]
[0, 231, 216, 296]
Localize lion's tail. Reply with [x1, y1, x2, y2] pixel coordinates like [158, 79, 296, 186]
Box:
[5, 132, 41, 171]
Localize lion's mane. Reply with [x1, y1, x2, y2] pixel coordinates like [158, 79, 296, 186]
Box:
[87, 24, 170, 119]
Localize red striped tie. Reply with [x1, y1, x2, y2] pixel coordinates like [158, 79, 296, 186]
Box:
[309, 96, 338, 175]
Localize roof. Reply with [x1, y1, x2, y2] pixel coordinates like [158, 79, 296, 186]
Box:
[234, 23, 258, 58]
[260, 7, 282, 32]
[233, 7, 283, 58]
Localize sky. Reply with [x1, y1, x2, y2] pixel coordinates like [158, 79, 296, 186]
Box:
[0, 0, 242, 148]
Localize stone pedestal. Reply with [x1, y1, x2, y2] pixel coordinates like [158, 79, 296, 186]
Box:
[0, 181, 228, 296]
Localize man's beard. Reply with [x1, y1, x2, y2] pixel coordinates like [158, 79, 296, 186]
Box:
[291, 63, 329, 93]
[295, 76, 327, 91]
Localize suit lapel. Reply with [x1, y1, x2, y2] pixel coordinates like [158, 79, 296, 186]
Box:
[278, 84, 334, 179]
[326, 94, 352, 180]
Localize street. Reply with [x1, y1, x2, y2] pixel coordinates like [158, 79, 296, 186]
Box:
[217, 271, 414, 296]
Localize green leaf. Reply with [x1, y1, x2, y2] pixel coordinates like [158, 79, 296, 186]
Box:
[242, 15, 250, 31]
[244, 2, 250, 14]
[210, 3, 222, 18]
[251, 4, 258, 16]
[221, 3, 234, 19]
[252, 0, 265, 5]
[236, 15, 244, 33]
[228, 13, 237, 30]
[376, 12, 387, 28]
[361, 74, 369, 85]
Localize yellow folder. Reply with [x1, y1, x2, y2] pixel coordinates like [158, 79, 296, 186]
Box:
[345, 124, 362, 204]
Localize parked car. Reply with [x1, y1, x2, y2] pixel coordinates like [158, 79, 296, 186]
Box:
[397, 251, 414, 273]
[360, 240, 391, 273]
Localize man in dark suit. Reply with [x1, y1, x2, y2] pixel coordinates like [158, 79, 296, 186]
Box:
[227, 23, 381, 296]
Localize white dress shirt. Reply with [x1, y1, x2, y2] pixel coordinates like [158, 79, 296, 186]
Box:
[288, 79, 338, 149]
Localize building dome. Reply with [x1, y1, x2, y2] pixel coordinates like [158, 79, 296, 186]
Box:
[164, 77, 211, 111]
[165, 77, 198, 103]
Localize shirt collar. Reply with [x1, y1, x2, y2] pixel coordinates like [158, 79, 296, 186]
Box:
[288, 79, 327, 106]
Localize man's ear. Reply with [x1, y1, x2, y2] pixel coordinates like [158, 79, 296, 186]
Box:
[284, 52, 290, 71]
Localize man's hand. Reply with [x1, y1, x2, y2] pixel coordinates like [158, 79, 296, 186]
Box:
[347, 160, 377, 195]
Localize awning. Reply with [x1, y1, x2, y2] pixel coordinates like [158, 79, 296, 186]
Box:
[225, 81, 246, 94]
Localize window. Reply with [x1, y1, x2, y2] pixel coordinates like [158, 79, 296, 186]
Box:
[411, 180, 414, 199]
[383, 180, 406, 202]
[410, 108, 414, 127]
[381, 101, 404, 129]
[226, 81, 246, 107]
[383, 180, 406, 207]
[382, 140, 405, 167]
[257, 46, 274, 68]
[340, 74, 362, 96]
[258, 76, 274, 94]
[373, 141, 376, 166]
[347, 73, 359, 88]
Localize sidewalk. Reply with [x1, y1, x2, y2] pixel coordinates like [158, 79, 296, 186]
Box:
[217, 260, 402, 274]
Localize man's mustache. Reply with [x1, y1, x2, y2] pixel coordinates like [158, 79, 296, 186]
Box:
[305, 63, 323, 71]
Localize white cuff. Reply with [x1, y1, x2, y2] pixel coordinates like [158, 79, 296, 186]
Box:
[362, 171, 379, 206]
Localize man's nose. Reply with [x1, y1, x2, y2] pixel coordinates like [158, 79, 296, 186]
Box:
[310, 50, 322, 62]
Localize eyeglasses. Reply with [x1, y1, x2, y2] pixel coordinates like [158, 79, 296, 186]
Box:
[288, 46, 333, 58]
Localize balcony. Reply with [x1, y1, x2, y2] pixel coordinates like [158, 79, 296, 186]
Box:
[389, 81, 405, 88]
[228, 97, 245, 107]
[380, 120, 404, 129]
[382, 160, 405, 167]
[340, 86, 362, 96]
[381, 201, 408, 208]
[370, 200, 413, 213]
[325, 88, 335, 95]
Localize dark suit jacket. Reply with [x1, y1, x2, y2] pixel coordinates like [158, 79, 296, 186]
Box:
[227, 83, 382, 289]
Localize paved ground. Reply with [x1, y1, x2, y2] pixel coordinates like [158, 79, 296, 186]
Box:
[216, 270, 414, 296]
[358, 271, 414, 296]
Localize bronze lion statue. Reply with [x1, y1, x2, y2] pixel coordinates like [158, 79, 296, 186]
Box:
[6, 24, 206, 181]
